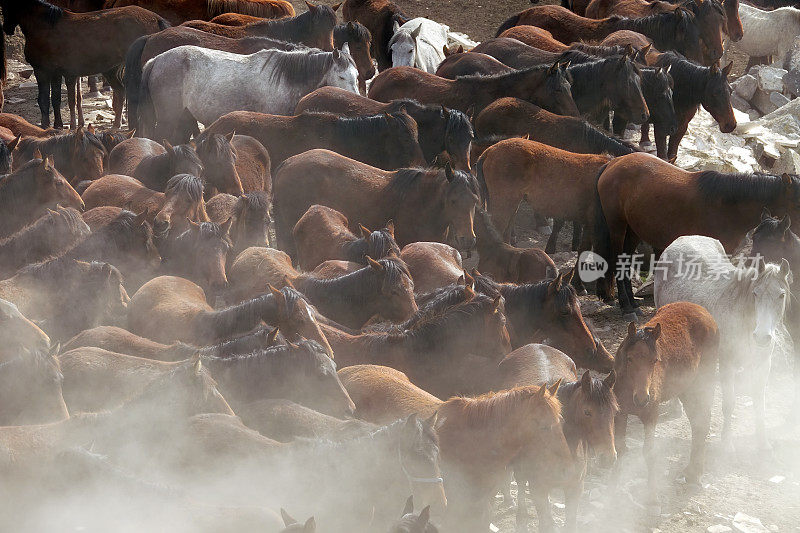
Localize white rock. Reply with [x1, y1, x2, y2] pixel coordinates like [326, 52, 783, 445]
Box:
[708, 526, 733, 533]
[731, 93, 752, 113]
[732, 512, 769, 533]
[757, 66, 788, 92]
[768, 475, 785, 484]
[752, 88, 779, 115]
[770, 91, 791, 108]
[733, 74, 758, 100]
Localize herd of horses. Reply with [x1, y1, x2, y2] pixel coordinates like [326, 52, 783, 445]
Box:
[0, 0, 799, 530]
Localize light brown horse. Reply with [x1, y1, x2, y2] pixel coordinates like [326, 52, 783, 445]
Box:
[228, 247, 417, 328]
[0, 113, 58, 138]
[613, 302, 718, 501]
[107, 137, 203, 192]
[230, 134, 271, 194]
[399, 242, 464, 296]
[497, 25, 566, 51]
[127, 275, 333, 353]
[107, 0, 294, 25]
[292, 204, 401, 271]
[11, 127, 106, 184]
[272, 149, 480, 256]
[206, 191, 272, 258]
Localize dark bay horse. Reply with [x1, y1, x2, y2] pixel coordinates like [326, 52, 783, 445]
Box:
[105, 0, 294, 25]
[206, 191, 272, 257]
[201, 110, 426, 171]
[181, 2, 339, 50]
[272, 149, 480, 255]
[593, 153, 800, 313]
[342, 0, 408, 71]
[0, 0, 170, 128]
[11, 127, 106, 183]
[334, 21, 376, 92]
[295, 87, 475, 172]
[194, 132, 244, 196]
[159, 219, 233, 297]
[108, 138, 203, 191]
[609, 66, 678, 149]
[368, 63, 580, 118]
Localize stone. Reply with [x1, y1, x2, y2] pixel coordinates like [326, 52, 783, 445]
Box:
[770, 91, 791, 108]
[783, 36, 800, 71]
[730, 93, 752, 113]
[733, 74, 758, 100]
[748, 109, 762, 121]
[783, 68, 800, 98]
[757, 66, 788, 92]
[752, 88, 779, 115]
[771, 148, 800, 174]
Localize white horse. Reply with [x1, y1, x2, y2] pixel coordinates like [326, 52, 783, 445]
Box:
[723, 3, 800, 66]
[654, 235, 791, 451]
[389, 17, 449, 73]
[139, 44, 360, 141]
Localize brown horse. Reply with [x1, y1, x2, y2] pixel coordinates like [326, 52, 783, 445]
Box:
[342, 0, 408, 71]
[127, 275, 332, 352]
[368, 63, 580, 118]
[181, 2, 339, 51]
[591, 154, 793, 312]
[160, 219, 233, 296]
[495, 6, 704, 63]
[193, 131, 244, 196]
[0, 157, 84, 238]
[434, 51, 514, 79]
[0, 258, 129, 342]
[272, 149, 480, 256]
[295, 86, 475, 172]
[11, 127, 106, 183]
[323, 290, 511, 397]
[0, 206, 90, 278]
[400, 242, 464, 295]
[201, 110, 426, 172]
[334, 22, 376, 92]
[497, 25, 567, 51]
[475, 98, 639, 158]
[82, 173, 209, 237]
[229, 248, 417, 328]
[0, 112, 59, 138]
[389, 496, 438, 533]
[474, 208, 556, 285]
[292, 204, 401, 271]
[207, 191, 272, 257]
[59, 339, 355, 417]
[0, 0, 170, 129]
[614, 302, 718, 501]
[106, 0, 294, 25]
[108, 138, 203, 192]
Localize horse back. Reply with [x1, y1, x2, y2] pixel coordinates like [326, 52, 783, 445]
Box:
[498, 26, 568, 52]
[127, 275, 211, 343]
[293, 204, 356, 270]
[295, 86, 385, 116]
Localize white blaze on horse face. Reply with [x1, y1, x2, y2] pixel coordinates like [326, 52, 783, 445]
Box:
[751, 267, 789, 348]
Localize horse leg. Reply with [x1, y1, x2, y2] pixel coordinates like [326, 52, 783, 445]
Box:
[654, 124, 668, 160]
[752, 362, 772, 451]
[612, 115, 628, 138]
[545, 219, 563, 254]
[720, 358, 736, 453]
[641, 410, 659, 505]
[66, 75, 78, 130]
[666, 118, 690, 161]
[571, 224, 593, 296]
[571, 223, 582, 251]
[514, 477, 530, 532]
[563, 475, 583, 533]
[530, 483, 555, 533]
[609, 412, 628, 488]
[103, 67, 125, 129]
[50, 76, 64, 129]
[76, 78, 84, 128]
[35, 69, 52, 128]
[680, 388, 712, 485]
[640, 122, 652, 147]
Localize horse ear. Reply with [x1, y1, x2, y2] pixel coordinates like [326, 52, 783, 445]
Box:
[341, 42, 350, 55]
[548, 61, 559, 75]
[269, 284, 287, 310]
[664, 63, 671, 75]
[134, 210, 148, 226]
[464, 269, 475, 287]
[162, 139, 174, 151]
[33, 147, 43, 160]
[193, 353, 203, 375]
[627, 321, 637, 338]
[761, 207, 772, 221]
[280, 508, 297, 526]
[332, 1, 342, 10]
[463, 284, 475, 300]
[126, 129, 136, 139]
[402, 495, 414, 516]
[650, 322, 662, 340]
[465, 105, 475, 121]
[267, 327, 280, 345]
[547, 272, 564, 295]
[359, 223, 371, 238]
[393, 20, 401, 33]
[536, 383, 548, 397]
[443, 44, 450, 56]
[492, 294, 502, 313]
[333, 48, 341, 60]
[640, 43, 652, 57]
[87, 123, 96, 134]
[187, 217, 200, 231]
[624, 43, 634, 57]
[385, 219, 395, 237]
[224, 130, 235, 142]
[283, 275, 296, 289]
[548, 377, 562, 396]
[710, 61, 719, 74]
[780, 257, 792, 279]
[722, 61, 733, 77]
[304, 0, 316, 12]
[347, 21, 354, 30]
[366, 256, 385, 271]
[220, 217, 233, 236]
[7, 134, 21, 152]
[457, 274, 465, 285]
[603, 369, 616, 389]
[783, 173, 794, 188]
[411, 24, 422, 40]
[424, 411, 438, 428]
[44, 155, 54, 171]
[416, 506, 431, 527]
[49, 342, 61, 358]
[304, 517, 316, 532]
[581, 370, 592, 394]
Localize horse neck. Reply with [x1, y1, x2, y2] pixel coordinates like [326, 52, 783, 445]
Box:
[568, 64, 611, 112]
[294, 269, 377, 322]
[557, 381, 588, 453]
[474, 212, 505, 257]
[195, 296, 270, 341]
[138, 154, 172, 188]
[321, 323, 406, 367]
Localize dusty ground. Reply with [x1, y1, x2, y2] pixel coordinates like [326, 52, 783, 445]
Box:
[3, 2, 799, 532]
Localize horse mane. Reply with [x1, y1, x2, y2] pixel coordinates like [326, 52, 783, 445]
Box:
[696, 170, 800, 204]
[340, 227, 400, 264]
[567, 43, 629, 58]
[202, 339, 330, 383]
[0, 205, 86, 248]
[253, 4, 336, 41]
[333, 21, 371, 47]
[385, 167, 436, 201]
[170, 325, 278, 359]
[205, 286, 304, 337]
[439, 386, 561, 431]
[17, 129, 106, 159]
[567, 55, 641, 91]
[641, 66, 673, 91]
[576, 119, 640, 156]
[623, 10, 698, 44]
[207, 0, 290, 18]
[558, 378, 618, 412]
[301, 256, 411, 303]
[17, 0, 64, 25]
[164, 173, 204, 203]
[17, 256, 117, 285]
[166, 144, 203, 173]
[329, 111, 415, 139]
[403, 293, 495, 349]
[403, 284, 476, 330]
[267, 49, 338, 86]
[653, 51, 711, 107]
[196, 133, 235, 163]
[455, 63, 551, 82]
[240, 35, 305, 51]
[475, 273, 575, 319]
[0, 159, 49, 210]
[445, 107, 474, 140]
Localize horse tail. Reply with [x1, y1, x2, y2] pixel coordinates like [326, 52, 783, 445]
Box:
[592, 162, 613, 292]
[495, 13, 520, 37]
[137, 61, 157, 139]
[475, 152, 489, 210]
[124, 35, 148, 131]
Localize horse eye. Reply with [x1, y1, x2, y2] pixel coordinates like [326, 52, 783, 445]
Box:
[779, 292, 786, 299]
[584, 409, 591, 417]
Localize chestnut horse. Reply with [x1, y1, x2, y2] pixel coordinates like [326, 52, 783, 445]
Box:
[614, 302, 718, 501]
[434, 51, 514, 79]
[127, 275, 333, 351]
[295, 86, 475, 172]
[201, 110, 426, 171]
[0, 157, 84, 238]
[159, 219, 233, 297]
[497, 25, 567, 51]
[273, 149, 480, 256]
[292, 204, 401, 271]
[591, 154, 798, 313]
[181, 2, 339, 50]
[342, 0, 409, 71]
[400, 242, 464, 295]
[207, 191, 272, 257]
[228, 248, 417, 328]
[0, 0, 170, 129]
[108, 138, 203, 192]
[11, 127, 106, 183]
[368, 63, 580, 118]
[105, 0, 294, 25]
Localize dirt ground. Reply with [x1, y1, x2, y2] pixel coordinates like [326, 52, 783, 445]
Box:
[3, 2, 799, 531]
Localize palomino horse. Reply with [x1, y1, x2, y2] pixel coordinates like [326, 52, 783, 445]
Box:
[58, 340, 355, 417]
[105, 0, 294, 25]
[592, 155, 796, 315]
[474, 97, 640, 158]
[0, 157, 84, 239]
[495, 6, 704, 63]
[207, 191, 272, 257]
[108, 138, 203, 192]
[11, 127, 106, 183]
[295, 87, 474, 172]
[292, 204, 401, 271]
[389, 18, 448, 72]
[472, 271, 615, 371]
[751, 211, 800, 417]
[139, 46, 360, 142]
[228, 248, 417, 328]
[655, 235, 791, 451]
[0, 0, 169, 129]
[0, 205, 90, 278]
[82, 173, 209, 237]
[0, 258, 129, 342]
[368, 63, 580, 118]
[200, 109, 427, 171]
[127, 275, 332, 352]
[342, 0, 409, 71]
[613, 302, 719, 502]
[181, 2, 339, 50]
[400, 242, 464, 295]
[272, 149, 480, 255]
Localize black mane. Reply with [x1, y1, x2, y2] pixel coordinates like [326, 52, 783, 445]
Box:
[697, 171, 800, 204]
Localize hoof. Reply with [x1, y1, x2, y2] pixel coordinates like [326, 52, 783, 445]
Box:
[622, 311, 639, 322]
